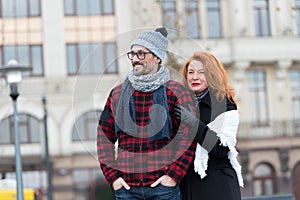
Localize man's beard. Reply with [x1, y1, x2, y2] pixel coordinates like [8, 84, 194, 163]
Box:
[132, 62, 146, 76]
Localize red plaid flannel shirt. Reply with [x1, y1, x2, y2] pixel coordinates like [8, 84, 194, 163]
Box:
[97, 80, 196, 186]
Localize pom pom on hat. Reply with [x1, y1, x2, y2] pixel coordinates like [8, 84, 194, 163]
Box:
[155, 27, 168, 37]
[131, 27, 168, 60]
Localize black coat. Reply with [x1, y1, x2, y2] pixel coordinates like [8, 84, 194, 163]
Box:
[180, 91, 242, 200]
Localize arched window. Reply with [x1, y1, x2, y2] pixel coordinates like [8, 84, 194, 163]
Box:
[253, 0, 270, 36]
[292, 161, 300, 200]
[72, 110, 102, 141]
[253, 163, 276, 195]
[0, 113, 41, 144]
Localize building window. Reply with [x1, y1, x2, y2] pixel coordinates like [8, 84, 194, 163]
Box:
[64, 0, 114, 16]
[0, 45, 44, 76]
[72, 110, 101, 141]
[0, 0, 41, 18]
[183, 0, 200, 39]
[161, 0, 177, 40]
[253, 0, 271, 36]
[248, 70, 269, 127]
[290, 69, 300, 135]
[296, 0, 300, 35]
[206, 0, 222, 38]
[292, 162, 300, 200]
[5, 170, 47, 192]
[73, 168, 113, 200]
[253, 163, 276, 196]
[0, 114, 41, 145]
[67, 42, 117, 75]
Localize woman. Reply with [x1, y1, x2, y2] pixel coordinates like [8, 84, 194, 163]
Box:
[175, 52, 243, 199]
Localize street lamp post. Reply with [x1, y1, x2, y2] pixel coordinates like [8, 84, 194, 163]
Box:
[0, 60, 32, 200]
[42, 96, 53, 200]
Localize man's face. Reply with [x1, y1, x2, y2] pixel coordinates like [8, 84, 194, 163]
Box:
[130, 45, 160, 76]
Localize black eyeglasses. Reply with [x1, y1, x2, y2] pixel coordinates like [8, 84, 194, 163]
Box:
[127, 51, 153, 60]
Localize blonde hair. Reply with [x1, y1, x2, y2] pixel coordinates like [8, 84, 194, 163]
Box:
[181, 51, 238, 105]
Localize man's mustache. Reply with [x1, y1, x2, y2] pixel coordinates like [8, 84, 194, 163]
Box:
[132, 62, 145, 66]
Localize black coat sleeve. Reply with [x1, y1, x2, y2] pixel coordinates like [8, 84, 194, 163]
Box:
[193, 122, 229, 158]
[193, 98, 237, 158]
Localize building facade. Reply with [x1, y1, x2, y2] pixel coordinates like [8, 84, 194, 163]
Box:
[0, 0, 300, 199]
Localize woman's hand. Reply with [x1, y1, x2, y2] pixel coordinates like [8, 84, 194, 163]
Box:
[174, 104, 199, 128]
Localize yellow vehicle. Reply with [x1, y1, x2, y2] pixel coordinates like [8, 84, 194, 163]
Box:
[0, 188, 36, 200]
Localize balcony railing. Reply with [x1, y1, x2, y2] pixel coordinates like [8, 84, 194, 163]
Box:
[242, 193, 295, 200]
[238, 120, 300, 138]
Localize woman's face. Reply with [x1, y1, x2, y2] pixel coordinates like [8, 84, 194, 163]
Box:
[186, 60, 208, 95]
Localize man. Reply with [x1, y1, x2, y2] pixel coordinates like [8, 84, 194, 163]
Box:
[97, 27, 196, 200]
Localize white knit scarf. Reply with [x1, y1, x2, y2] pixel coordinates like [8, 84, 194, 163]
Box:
[194, 110, 244, 187]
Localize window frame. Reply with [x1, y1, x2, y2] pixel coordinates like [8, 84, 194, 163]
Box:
[252, 163, 277, 195]
[66, 42, 118, 75]
[290, 69, 300, 135]
[64, 0, 114, 16]
[253, 0, 271, 36]
[248, 70, 269, 127]
[206, 0, 222, 38]
[72, 110, 102, 142]
[72, 167, 110, 200]
[295, 0, 300, 35]
[183, 0, 200, 39]
[0, 0, 41, 18]
[0, 44, 44, 77]
[0, 113, 41, 145]
[161, 0, 177, 40]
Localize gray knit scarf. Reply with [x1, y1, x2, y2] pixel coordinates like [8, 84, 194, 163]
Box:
[115, 66, 172, 141]
[128, 66, 170, 92]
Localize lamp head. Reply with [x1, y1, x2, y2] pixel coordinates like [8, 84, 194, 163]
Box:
[0, 60, 32, 84]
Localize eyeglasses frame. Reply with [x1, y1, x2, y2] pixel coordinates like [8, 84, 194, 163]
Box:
[127, 51, 153, 60]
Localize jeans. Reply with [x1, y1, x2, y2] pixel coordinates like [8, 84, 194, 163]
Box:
[115, 184, 181, 200]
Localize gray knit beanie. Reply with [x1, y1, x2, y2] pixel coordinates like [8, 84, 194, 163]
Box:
[131, 27, 168, 60]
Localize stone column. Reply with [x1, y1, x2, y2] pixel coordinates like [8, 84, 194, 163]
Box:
[275, 0, 293, 35]
[276, 60, 292, 89]
[240, 150, 252, 196]
[42, 0, 66, 77]
[278, 148, 292, 193]
[232, 61, 250, 88]
[229, 0, 248, 36]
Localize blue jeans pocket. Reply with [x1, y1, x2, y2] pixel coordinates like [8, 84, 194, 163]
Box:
[115, 187, 127, 199]
[155, 184, 181, 200]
